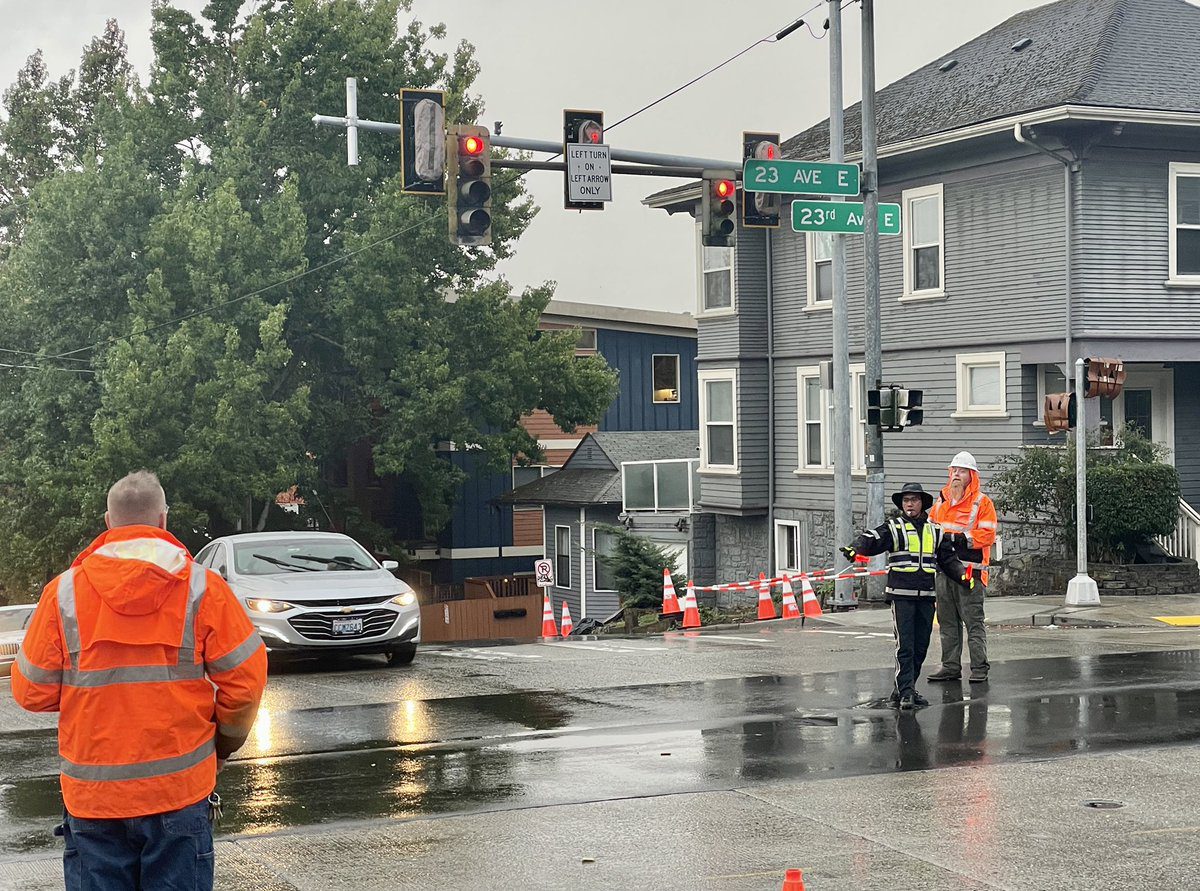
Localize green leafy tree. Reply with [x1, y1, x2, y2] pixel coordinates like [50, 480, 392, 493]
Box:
[0, 1, 616, 596]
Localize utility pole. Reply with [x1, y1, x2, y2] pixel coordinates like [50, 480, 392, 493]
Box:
[829, 0, 855, 607]
[1066, 358, 1101, 606]
[861, 0, 884, 546]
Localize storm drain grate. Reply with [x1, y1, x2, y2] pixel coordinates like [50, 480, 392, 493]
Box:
[1083, 800, 1125, 809]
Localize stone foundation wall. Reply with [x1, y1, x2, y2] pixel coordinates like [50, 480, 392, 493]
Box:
[1002, 556, 1200, 597]
[709, 515, 769, 608]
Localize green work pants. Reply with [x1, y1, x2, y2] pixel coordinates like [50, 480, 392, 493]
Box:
[935, 572, 989, 675]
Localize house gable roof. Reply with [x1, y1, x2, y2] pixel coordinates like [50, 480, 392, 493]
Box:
[500, 431, 699, 506]
[645, 0, 1200, 207]
[784, 0, 1200, 160]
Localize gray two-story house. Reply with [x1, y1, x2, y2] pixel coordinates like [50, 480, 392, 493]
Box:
[646, 0, 1200, 590]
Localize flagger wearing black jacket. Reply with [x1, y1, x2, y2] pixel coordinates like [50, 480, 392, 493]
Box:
[839, 482, 973, 710]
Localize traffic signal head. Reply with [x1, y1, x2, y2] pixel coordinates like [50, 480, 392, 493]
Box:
[742, 131, 782, 228]
[401, 89, 446, 194]
[1044, 392, 1076, 432]
[867, 387, 896, 429]
[896, 388, 924, 427]
[1083, 357, 1125, 398]
[564, 109, 605, 210]
[448, 124, 492, 246]
[702, 176, 737, 247]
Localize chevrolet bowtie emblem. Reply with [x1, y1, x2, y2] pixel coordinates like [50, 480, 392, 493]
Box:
[341, 607, 354, 614]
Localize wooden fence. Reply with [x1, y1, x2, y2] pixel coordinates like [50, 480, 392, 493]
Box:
[418, 573, 542, 643]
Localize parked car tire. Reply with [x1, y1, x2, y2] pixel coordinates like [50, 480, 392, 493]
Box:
[386, 643, 417, 667]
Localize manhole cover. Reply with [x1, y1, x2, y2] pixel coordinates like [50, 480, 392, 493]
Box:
[1083, 800, 1125, 809]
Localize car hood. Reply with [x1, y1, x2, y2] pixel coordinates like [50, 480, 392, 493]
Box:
[230, 571, 410, 597]
[0, 631, 24, 646]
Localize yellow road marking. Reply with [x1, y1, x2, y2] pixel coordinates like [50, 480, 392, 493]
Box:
[1153, 616, 1200, 627]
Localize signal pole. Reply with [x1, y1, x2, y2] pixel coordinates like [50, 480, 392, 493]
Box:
[829, 0, 855, 607]
[861, 0, 886, 594]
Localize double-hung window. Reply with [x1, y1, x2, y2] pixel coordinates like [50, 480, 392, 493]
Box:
[1170, 162, 1200, 283]
[955, 352, 1008, 418]
[697, 221, 735, 315]
[902, 183, 945, 298]
[797, 365, 867, 471]
[592, 528, 617, 593]
[699, 370, 737, 471]
[805, 231, 834, 308]
[554, 526, 572, 589]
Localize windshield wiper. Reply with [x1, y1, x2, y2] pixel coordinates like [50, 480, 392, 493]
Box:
[250, 553, 320, 572]
[288, 553, 374, 570]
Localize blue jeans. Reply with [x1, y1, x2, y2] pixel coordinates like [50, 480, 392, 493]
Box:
[61, 797, 214, 891]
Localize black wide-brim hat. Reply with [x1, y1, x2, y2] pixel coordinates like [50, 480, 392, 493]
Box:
[891, 482, 933, 511]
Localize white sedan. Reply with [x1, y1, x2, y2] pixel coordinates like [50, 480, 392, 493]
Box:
[194, 532, 420, 665]
[0, 604, 36, 677]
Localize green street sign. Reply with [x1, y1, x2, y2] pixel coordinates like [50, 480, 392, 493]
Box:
[791, 200, 902, 235]
[742, 159, 860, 196]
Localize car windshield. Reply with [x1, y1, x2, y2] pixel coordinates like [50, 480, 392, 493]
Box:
[232, 540, 378, 576]
[0, 607, 35, 633]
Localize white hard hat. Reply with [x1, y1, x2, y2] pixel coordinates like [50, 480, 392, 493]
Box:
[949, 451, 978, 472]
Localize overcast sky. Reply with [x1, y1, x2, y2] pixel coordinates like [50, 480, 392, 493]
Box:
[0, 0, 1101, 314]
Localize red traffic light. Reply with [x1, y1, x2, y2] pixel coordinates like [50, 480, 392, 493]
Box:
[753, 141, 779, 161]
[714, 179, 735, 199]
[461, 135, 486, 156]
[579, 120, 603, 144]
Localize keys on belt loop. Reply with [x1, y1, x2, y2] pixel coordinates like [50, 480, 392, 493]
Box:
[207, 792, 223, 827]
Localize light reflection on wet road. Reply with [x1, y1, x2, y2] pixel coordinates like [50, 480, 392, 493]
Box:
[3, 648, 1200, 853]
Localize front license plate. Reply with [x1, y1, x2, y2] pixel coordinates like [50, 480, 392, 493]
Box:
[332, 617, 363, 635]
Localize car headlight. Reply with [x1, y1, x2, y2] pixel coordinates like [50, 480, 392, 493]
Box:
[390, 591, 417, 607]
[246, 598, 293, 614]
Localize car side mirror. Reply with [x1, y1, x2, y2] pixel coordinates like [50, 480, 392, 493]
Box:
[381, 560, 399, 571]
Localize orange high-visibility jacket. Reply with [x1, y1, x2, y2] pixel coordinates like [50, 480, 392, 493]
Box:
[12, 525, 266, 819]
[930, 469, 998, 585]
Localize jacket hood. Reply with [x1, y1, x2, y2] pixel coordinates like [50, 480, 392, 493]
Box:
[72, 525, 191, 617]
[939, 468, 979, 508]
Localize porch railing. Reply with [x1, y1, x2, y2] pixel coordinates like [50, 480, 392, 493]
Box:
[1158, 498, 1200, 561]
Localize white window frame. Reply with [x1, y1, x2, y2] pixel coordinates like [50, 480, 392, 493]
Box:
[554, 525, 572, 589]
[795, 364, 867, 474]
[1168, 162, 1200, 285]
[955, 351, 1009, 419]
[805, 231, 833, 310]
[775, 520, 803, 577]
[698, 369, 738, 473]
[652, 354, 681, 404]
[621, 459, 699, 512]
[901, 182, 946, 300]
[575, 328, 598, 351]
[695, 218, 736, 318]
[511, 465, 557, 512]
[1033, 363, 1070, 427]
[591, 527, 618, 593]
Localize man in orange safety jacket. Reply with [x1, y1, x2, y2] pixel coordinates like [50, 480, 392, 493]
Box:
[12, 470, 267, 890]
[927, 451, 998, 684]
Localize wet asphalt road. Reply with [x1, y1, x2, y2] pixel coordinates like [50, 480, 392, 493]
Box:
[3, 621, 1200, 856]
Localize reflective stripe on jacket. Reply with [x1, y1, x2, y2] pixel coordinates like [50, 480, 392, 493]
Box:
[931, 469, 998, 585]
[884, 517, 941, 597]
[11, 526, 267, 819]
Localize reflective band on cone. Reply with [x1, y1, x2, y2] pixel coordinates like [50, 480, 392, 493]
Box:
[540, 593, 559, 639]
[800, 578, 823, 619]
[682, 582, 702, 629]
[756, 572, 777, 621]
[560, 601, 574, 637]
[661, 568, 682, 615]
[780, 576, 801, 620]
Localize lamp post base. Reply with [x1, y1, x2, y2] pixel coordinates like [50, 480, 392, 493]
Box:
[1065, 573, 1101, 607]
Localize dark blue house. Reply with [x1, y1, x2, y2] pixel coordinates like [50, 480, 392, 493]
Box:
[431, 300, 698, 585]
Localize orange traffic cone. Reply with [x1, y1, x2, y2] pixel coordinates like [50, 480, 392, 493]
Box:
[780, 575, 801, 620]
[661, 568, 682, 615]
[682, 581, 701, 629]
[782, 868, 806, 890]
[756, 572, 778, 620]
[560, 601, 574, 637]
[800, 578, 823, 619]
[540, 593, 559, 638]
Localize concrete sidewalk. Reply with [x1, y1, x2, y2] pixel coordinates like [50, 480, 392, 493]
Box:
[812, 593, 1200, 631]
